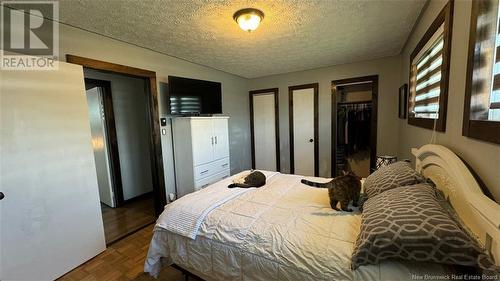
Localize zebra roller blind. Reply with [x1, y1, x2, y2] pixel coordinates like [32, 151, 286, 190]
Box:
[409, 27, 444, 119]
[468, 0, 500, 121]
[463, 0, 500, 144]
[408, 1, 452, 132]
[488, 2, 500, 120]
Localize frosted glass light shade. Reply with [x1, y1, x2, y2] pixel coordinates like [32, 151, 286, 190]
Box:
[233, 8, 264, 32]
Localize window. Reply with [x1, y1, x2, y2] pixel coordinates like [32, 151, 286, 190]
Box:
[408, 1, 453, 132]
[464, 0, 500, 144]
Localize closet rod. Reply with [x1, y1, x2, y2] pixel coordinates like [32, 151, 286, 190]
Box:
[337, 100, 372, 105]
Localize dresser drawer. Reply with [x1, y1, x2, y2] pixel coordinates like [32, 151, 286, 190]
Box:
[194, 169, 230, 191]
[194, 157, 230, 181]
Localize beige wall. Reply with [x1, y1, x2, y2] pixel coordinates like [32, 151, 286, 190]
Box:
[249, 56, 401, 177]
[398, 0, 500, 200]
[58, 23, 251, 199]
[344, 90, 373, 103]
[51, 1, 500, 201]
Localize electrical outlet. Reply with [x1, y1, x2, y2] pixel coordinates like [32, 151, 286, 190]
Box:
[169, 193, 176, 201]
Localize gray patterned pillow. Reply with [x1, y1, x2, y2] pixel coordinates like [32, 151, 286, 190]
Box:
[351, 184, 498, 272]
[363, 161, 422, 198]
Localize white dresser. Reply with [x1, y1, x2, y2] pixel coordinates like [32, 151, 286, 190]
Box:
[172, 116, 230, 198]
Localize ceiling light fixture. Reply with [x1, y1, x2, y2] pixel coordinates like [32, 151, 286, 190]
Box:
[233, 8, 264, 32]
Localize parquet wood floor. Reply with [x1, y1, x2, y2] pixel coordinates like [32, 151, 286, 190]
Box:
[59, 224, 186, 281]
[101, 194, 156, 244]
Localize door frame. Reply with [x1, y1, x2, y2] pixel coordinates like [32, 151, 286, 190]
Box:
[331, 75, 378, 177]
[249, 88, 280, 171]
[288, 83, 319, 176]
[67, 55, 166, 216]
[84, 78, 125, 207]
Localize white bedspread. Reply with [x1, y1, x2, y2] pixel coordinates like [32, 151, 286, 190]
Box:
[156, 170, 279, 239]
[146, 172, 451, 280]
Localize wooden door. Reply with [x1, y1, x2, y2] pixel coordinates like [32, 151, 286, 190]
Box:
[250, 89, 280, 171]
[289, 84, 319, 176]
[0, 62, 106, 280]
[86, 85, 115, 207]
[212, 118, 229, 160]
[191, 118, 215, 166]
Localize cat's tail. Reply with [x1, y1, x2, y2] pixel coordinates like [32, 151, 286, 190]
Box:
[300, 179, 328, 188]
[228, 183, 253, 188]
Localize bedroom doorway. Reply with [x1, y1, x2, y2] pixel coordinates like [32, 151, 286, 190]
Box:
[331, 76, 378, 178]
[69, 55, 166, 245]
[289, 83, 319, 176]
[84, 74, 156, 245]
[249, 88, 280, 171]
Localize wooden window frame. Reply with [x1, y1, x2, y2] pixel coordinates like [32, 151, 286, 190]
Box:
[463, 0, 500, 144]
[408, 1, 454, 132]
[399, 83, 408, 119]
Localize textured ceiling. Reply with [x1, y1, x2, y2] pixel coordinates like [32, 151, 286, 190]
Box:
[57, 0, 425, 78]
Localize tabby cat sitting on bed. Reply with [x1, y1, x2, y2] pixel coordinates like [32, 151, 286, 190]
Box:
[228, 170, 266, 188]
[301, 171, 361, 212]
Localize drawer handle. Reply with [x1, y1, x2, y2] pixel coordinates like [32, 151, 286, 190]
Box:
[222, 163, 228, 167]
[200, 170, 209, 174]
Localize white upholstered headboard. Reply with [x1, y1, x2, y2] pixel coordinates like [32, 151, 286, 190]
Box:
[412, 144, 500, 266]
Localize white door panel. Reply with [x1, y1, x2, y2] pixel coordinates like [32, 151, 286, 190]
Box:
[292, 88, 315, 176]
[253, 94, 277, 171]
[86, 87, 115, 207]
[0, 62, 106, 280]
[213, 119, 229, 160]
[191, 119, 214, 166]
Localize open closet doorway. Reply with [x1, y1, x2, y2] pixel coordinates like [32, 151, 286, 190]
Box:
[331, 76, 378, 178]
[69, 55, 166, 245]
[84, 73, 156, 245]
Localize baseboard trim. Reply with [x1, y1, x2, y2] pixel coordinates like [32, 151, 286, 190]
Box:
[123, 191, 154, 205]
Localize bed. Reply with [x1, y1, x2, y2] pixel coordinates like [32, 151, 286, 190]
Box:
[144, 144, 500, 280]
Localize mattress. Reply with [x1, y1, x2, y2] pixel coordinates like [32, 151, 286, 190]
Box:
[145, 172, 454, 281]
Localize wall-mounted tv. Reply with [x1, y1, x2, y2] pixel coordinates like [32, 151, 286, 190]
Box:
[167, 76, 222, 116]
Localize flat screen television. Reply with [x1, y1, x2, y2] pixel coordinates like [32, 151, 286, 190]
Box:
[167, 76, 222, 115]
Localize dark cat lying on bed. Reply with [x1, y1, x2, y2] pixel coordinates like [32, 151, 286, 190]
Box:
[301, 171, 361, 212]
[228, 170, 266, 188]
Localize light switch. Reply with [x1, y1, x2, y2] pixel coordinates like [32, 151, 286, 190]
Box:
[161, 129, 167, 135]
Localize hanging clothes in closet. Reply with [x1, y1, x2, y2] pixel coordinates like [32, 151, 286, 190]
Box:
[336, 102, 372, 174]
[337, 102, 371, 154]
